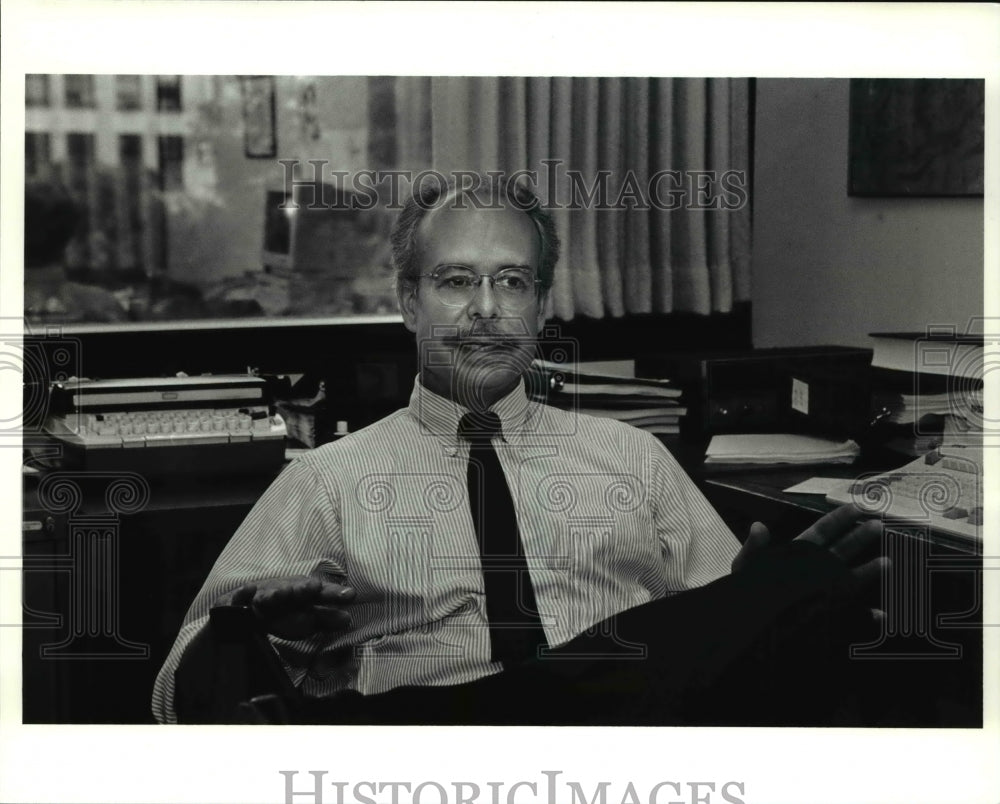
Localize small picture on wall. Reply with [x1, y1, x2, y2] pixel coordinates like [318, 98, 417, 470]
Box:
[848, 78, 984, 197]
[241, 75, 277, 158]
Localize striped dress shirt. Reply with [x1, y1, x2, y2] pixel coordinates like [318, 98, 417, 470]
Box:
[152, 379, 741, 723]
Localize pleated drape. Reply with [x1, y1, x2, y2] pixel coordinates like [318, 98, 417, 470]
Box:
[597, 79, 625, 318]
[389, 76, 752, 320]
[394, 76, 432, 172]
[623, 79, 653, 315]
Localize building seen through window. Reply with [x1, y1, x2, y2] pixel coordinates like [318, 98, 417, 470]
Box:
[116, 75, 144, 111]
[19, 74, 487, 324]
[66, 132, 96, 169]
[119, 134, 143, 164]
[156, 76, 182, 112]
[158, 135, 185, 191]
[25, 132, 52, 178]
[26, 74, 50, 107]
[64, 74, 96, 109]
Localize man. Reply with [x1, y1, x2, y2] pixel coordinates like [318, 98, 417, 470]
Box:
[153, 174, 883, 725]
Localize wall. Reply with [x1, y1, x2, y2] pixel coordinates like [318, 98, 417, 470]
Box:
[751, 79, 984, 350]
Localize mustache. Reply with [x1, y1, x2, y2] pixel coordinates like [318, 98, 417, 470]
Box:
[450, 318, 537, 345]
[442, 334, 534, 348]
[435, 318, 535, 346]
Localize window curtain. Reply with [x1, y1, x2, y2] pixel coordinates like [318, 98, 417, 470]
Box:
[388, 77, 752, 321]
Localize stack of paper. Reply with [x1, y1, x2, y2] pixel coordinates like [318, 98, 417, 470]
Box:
[529, 359, 685, 435]
[870, 332, 982, 378]
[531, 359, 680, 398]
[704, 434, 861, 465]
[868, 332, 984, 457]
[877, 387, 983, 425]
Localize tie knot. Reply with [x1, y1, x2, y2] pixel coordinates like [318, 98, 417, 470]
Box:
[458, 410, 502, 442]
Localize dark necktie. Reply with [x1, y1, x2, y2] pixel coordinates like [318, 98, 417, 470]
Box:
[459, 410, 546, 666]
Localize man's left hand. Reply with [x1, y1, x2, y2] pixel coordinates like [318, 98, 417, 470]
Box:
[732, 504, 889, 622]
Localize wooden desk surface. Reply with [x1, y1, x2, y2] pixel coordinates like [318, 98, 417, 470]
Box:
[702, 464, 863, 517]
[701, 462, 981, 554]
[22, 468, 277, 518]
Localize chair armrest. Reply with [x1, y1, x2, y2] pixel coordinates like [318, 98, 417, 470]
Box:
[172, 605, 302, 724]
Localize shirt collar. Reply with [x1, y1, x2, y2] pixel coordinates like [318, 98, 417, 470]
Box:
[407, 376, 532, 456]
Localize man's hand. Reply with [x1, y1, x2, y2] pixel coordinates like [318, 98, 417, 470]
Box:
[226, 576, 355, 641]
[732, 504, 889, 621]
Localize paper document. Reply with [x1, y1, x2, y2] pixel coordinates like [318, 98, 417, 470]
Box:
[783, 477, 856, 495]
[705, 434, 861, 465]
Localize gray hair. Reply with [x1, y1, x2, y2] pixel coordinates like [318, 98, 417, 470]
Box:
[390, 172, 560, 295]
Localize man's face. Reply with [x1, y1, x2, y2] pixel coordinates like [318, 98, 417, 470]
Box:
[398, 201, 549, 410]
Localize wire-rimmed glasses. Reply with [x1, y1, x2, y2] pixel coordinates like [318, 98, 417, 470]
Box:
[417, 266, 543, 309]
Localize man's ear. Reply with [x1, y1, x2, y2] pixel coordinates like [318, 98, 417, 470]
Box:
[535, 289, 552, 334]
[397, 281, 418, 334]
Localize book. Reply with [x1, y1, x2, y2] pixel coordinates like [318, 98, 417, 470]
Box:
[532, 360, 678, 391]
[868, 332, 984, 434]
[527, 363, 683, 400]
[576, 406, 687, 421]
[566, 359, 636, 378]
[571, 410, 681, 434]
[559, 381, 682, 398]
[869, 332, 983, 379]
[528, 359, 686, 437]
[544, 393, 685, 409]
[873, 390, 982, 426]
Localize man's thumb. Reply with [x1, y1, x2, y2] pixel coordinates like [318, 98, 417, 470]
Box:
[732, 521, 772, 573]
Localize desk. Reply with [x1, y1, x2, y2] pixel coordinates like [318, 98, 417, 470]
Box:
[701, 462, 983, 551]
[702, 465, 855, 535]
[699, 464, 983, 726]
[21, 458, 984, 725]
[22, 472, 275, 723]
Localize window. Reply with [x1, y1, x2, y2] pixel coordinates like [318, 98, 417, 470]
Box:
[26, 75, 50, 108]
[63, 133, 96, 271]
[66, 132, 96, 166]
[64, 75, 96, 108]
[116, 75, 143, 111]
[118, 135, 146, 271]
[119, 134, 143, 165]
[25, 132, 52, 177]
[156, 76, 182, 112]
[158, 135, 185, 190]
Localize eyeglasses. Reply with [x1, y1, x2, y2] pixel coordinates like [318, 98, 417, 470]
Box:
[417, 266, 543, 309]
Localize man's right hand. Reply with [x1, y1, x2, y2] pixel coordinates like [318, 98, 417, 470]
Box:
[225, 576, 355, 641]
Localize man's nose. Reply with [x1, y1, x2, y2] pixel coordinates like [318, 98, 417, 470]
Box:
[467, 276, 500, 317]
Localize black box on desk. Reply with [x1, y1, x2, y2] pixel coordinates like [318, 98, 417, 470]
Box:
[636, 346, 873, 440]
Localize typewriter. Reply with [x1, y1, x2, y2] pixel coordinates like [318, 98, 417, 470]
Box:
[40, 375, 287, 479]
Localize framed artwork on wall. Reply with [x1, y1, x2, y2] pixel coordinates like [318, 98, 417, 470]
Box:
[848, 78, 984, 197]
[241, 75, 277, 159]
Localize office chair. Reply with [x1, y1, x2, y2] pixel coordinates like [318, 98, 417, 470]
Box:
[172, 541, 888, 726]
[173, 604, 303, 724]
[172, 603, 566, 725]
